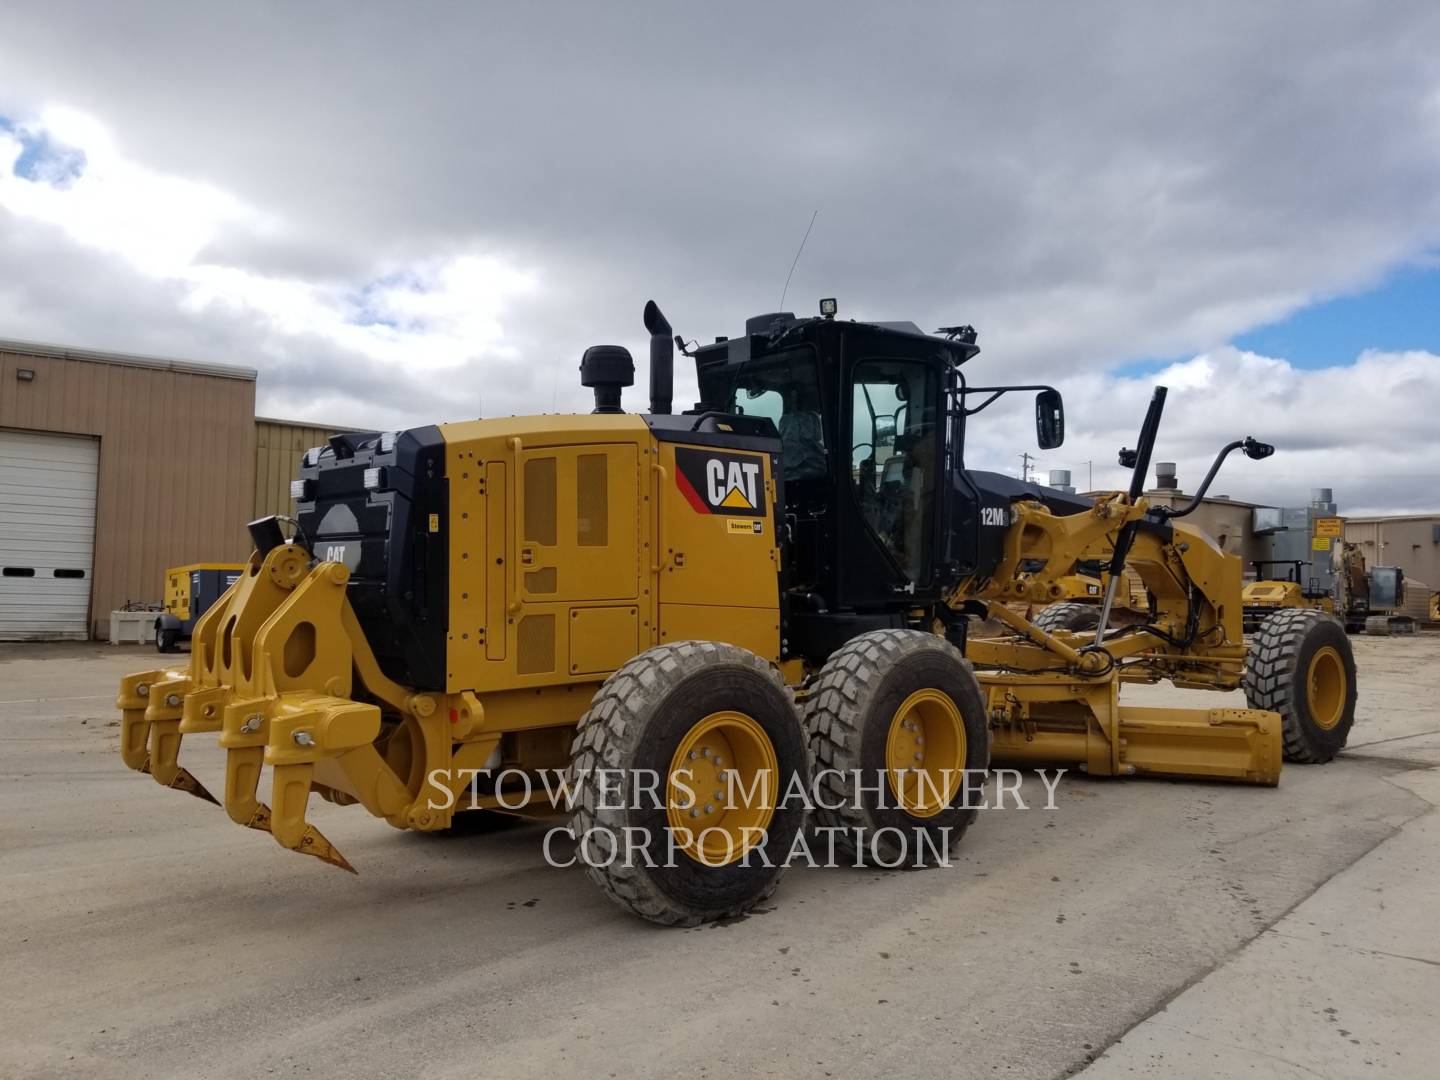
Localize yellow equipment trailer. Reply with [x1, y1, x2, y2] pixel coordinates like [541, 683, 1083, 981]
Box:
[117, 301, 1356, 924]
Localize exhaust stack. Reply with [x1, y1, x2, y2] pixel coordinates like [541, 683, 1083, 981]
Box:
[643, 300, 673, 415]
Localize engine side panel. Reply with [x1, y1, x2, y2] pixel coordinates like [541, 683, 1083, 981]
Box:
[442, 414, 653, 696]
[298, 413, 785, 702]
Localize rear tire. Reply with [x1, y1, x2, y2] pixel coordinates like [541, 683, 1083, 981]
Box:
[802, 630, 989, 866]
[1032, 601, 1101, 634]
[1243, 609, 1357, 763]
[568, 641, 808, 926]
[155, 625, 180, 653]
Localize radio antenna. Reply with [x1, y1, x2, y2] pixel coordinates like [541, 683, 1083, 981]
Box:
[779, 209, 818, 312]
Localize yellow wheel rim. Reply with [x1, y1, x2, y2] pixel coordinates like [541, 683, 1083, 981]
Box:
[1307, 646, 1347, 731]
[885, 688, 966, 818]
[666, 711, 778, 866]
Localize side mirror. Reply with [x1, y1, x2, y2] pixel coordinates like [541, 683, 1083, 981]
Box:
[875, 415, 897, 441]
[1036, 388, 1064, 449]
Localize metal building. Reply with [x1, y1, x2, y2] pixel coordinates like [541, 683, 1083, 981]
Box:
[1344, 514, 1440, 614]
[1, 339, 355, 641]
[254, 417, 356, 521]
[1, 339, 257, 639]
[1088, 463, 1272, 567]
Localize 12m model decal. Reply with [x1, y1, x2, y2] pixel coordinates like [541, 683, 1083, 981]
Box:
[673, 447, 767, 516]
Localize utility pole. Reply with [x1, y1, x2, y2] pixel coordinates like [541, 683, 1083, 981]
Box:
[1019, 452, 1035, 483]
[1083, 459, 1093, 491]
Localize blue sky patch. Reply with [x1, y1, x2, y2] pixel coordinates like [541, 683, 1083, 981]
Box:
[343, 273, 425, 331]
[1110, 259, 1440, 377]
[0, 114, 87, 188]
[1233, 260, 1440, 367]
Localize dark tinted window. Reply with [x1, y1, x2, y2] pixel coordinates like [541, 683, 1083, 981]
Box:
[850, 359, 940, 581]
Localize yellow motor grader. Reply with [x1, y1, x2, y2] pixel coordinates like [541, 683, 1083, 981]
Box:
[117, 301, 1357, 924]
[1240, 559, 1335, 633]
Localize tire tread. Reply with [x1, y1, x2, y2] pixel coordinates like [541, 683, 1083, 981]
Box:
[802, 629, 982, 862]
[568, 641, 791, 926]
[1243, 608, 1355, 763]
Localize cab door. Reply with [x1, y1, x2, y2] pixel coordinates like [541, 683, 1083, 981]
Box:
[837, 355, 944, 607]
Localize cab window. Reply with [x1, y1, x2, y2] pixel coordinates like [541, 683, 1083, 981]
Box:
[709, 348, 828, 483]
[851, 359, 939, 582]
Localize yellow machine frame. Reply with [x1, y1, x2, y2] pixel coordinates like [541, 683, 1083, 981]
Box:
[951, 494, 1279, 784]
[120, 416, 1287, 873]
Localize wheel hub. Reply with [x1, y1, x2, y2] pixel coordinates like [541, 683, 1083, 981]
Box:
[885, 688, 966, 817]
[666, 710, 778, 865]
[1306, 646, 1346, 731]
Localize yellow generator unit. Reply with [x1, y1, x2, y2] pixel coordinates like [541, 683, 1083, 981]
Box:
[117, 301, 1358, 925]
[155, 563, 246, 653]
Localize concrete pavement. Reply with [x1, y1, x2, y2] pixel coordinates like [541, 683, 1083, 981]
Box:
[1, 635, 1436, 1079]
[1079, 740, 1440, 1079]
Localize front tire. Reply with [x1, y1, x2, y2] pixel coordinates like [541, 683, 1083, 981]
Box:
[1032, 601, 1102, 634]
[568, 641, 808, 926]
[803, 630, 989, 866]
[1243, 609, 1357, 763]
[155, 624, 180, 653]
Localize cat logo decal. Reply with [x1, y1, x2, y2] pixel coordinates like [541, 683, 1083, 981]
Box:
[674, 448, 766, 517]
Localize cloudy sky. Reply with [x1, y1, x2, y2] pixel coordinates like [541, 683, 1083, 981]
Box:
[1, 2, 1437, 513]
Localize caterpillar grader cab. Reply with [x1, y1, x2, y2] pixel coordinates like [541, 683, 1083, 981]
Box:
[117, 298, 1357, 925]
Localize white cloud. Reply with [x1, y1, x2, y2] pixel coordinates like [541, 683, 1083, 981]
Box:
[966, 346, 1440, 516]
[0, 109, 538, 380]
[0, 107, 250, 275]
[1, 3, 1438, 512]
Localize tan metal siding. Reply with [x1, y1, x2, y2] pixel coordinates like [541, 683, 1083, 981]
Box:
[1136, 492, 1267, 568]
[253, 420, 357, 520]
[0, 346, 256, 637]
[1344, 517, 1440, 596]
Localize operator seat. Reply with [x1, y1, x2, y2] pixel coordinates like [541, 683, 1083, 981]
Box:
[778, 410, 827, 482]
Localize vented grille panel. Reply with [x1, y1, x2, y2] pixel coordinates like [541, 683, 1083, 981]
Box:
[516, 614, 556, 674]
[525, 566, 557, 594]
[577, 453, 608, 547]
[524, 457, 557, 545]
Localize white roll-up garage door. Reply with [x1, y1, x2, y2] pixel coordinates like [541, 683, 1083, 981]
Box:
[0, 429, 99, 640]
